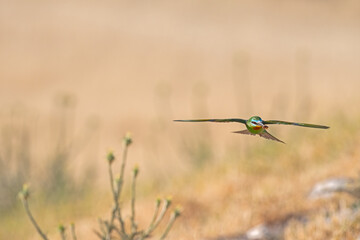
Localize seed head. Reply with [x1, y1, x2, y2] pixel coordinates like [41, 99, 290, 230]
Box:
[165, 196, 173, 207]
[19, 184, 30, 200]
[107, 151, 115, 164]
[123, 132, 132, 146]
[58, 224, 65, 233]
[133, 164, 139, 177]
[156, 197, 161, 207]
[173, 205, 182, 218]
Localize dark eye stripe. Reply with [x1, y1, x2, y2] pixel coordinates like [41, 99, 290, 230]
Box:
[252, 121, 257, 124]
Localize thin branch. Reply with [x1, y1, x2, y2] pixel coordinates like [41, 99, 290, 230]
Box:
[70, 223, 77, 240]
[97, 218, 107, 236]
[113, 226, 130, 240]
[21, 199, 49, 240]
[115, 135, 132, 235]
[108, 161, 118, 231]
[60, 231, 66, 240]
[149, 199, 161, 228]
[107, 150, 126, 238]
[152, 199, 172, 231]
[106, 135, 132, 239]
[94, 230, 105, 240]
[58, 224, 66, 240]
[116, 207, 126, 236]
[104, 221, 111, 240]
[117, 138, 130, 198]
[130, 166, 139, 236]
[159, 209, 181, 240]
[141, 198, 171, 238]
[141, 199, 161, 239]
[109, 161, 116, 199]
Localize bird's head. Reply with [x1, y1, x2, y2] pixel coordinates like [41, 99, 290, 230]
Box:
[248, 116, 268, 129]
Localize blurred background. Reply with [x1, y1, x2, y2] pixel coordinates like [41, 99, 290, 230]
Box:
[1, 0, 360, 239]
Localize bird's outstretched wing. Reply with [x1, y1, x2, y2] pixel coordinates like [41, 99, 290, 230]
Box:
[259, 130, 285, 144]
[233, 129, 256, 135]
[233, 129, 285, 143]
[174, 118, 246, 124]
[263, 120, 329, 129]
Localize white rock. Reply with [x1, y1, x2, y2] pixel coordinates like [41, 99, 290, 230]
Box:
[308, 178, 353, 199]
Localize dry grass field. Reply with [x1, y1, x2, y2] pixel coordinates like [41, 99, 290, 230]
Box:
[1, 0, 360, 239]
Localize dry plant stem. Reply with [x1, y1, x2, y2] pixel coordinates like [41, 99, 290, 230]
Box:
[116, 141, 130, 233]
[21, 199, 49, 240]
[108, 163, 116, 204]
[159, 212, 178, 240]
[113, 227, 129, 239]
[149, 201, 161, 229]
[18, 135, 180, 240]
[140, 201, 161, 239]
[97, 218, 107, 237]
[116, 206, 126, 237]
[108, 163, 118, 231]
[71, 224, 77, 240]
[130, 170, 138, 236]
[60, 230, 66, 240]
[104, 221, 112, 240]
[118, 141, 129, 199]
[141, 200, 170, 239]
[152, 200, 171, 231]
[94, 230, 104, 240]
[106, 141, 130, 239]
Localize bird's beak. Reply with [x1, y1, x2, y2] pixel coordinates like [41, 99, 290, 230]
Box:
[258, 122, 268, 129]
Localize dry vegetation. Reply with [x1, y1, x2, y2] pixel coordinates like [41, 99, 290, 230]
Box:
[1, 0, 360, 239]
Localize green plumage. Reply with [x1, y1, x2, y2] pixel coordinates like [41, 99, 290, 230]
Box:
[263, 120, 329, 129]
[174, 116, 329, 143]
[174, 118, 246, 124]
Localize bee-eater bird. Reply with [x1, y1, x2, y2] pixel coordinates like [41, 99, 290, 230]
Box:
[174, 116, 329, 143]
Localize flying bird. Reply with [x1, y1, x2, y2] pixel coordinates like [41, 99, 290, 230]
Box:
[174, 116, 329, 143]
